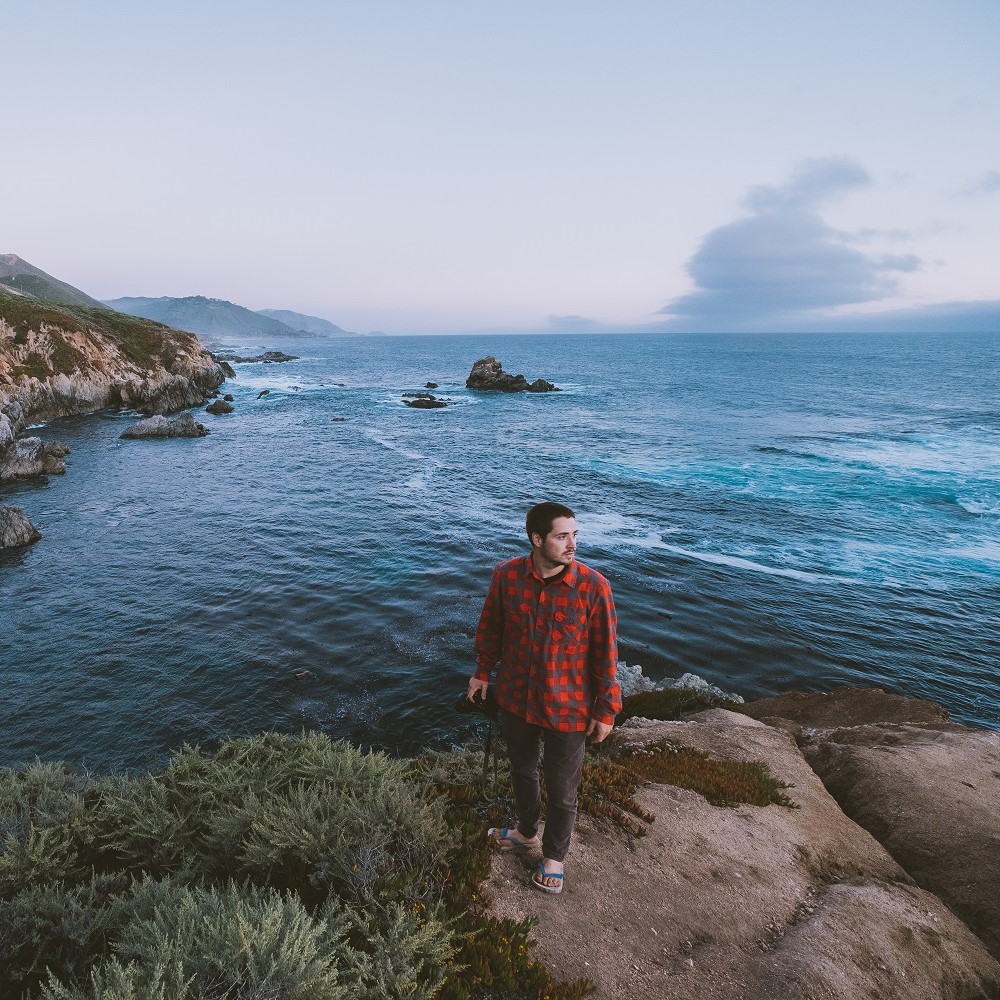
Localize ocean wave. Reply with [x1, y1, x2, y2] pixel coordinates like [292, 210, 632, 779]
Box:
[405, 459, 444, 492]
[361, 429, 426, 463]
[755, 445, 833, 463]
[661, 544, 839, 583]
[956, 498, 1000, 516]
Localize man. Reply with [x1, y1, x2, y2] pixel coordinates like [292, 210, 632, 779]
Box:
[467, 501, 621, 895]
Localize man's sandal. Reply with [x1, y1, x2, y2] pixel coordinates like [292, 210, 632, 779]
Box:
[487, 827, 540, 852]
[531, 861, 564, 895]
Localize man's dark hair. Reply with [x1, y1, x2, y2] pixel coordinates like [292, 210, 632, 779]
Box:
[525, 502, 575, 542]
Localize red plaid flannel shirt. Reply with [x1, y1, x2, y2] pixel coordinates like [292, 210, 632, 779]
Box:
[474, 554, 622, 731]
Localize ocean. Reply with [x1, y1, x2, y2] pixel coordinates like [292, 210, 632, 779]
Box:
[1, 330, 997, 771]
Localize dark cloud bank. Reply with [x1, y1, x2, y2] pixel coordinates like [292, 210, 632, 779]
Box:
[648, 157, 999, 335]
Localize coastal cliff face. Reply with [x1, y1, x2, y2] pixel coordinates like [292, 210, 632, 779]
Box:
[0, 290, 225, 478]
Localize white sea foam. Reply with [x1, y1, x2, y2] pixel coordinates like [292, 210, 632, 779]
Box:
[616, 661, 744, 702]
[808, 433, 1000, 477]
[405, 459, 444, 492]
[661, 544, 831, 583]
[945, 540, 1000, 564]
[956, 498, 1000, 516]
[577, 509, 678, 551]
[362, 429, 426, 463]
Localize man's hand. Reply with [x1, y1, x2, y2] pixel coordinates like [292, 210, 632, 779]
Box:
[467, 676, 489, 703]
[586, 719, 613, 744]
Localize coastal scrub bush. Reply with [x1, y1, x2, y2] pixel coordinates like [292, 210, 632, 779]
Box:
[0, 736, 460, 1000]
[0, 761, 95, 895]
[88, 732, 450, 905]
[38, 880, 351, 1000]
[0, 735, 605, 1000]
[0, 876, 126, 996]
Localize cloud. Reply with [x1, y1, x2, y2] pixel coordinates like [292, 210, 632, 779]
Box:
[957, 169, 1000, 197]
[660, 158, 921, 329]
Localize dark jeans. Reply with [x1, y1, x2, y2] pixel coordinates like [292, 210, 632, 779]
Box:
[499, 709, 587, 863]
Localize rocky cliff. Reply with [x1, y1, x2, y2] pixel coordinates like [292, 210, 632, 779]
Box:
[0, 288, 225, 479]
[488, 688, 1000, 999]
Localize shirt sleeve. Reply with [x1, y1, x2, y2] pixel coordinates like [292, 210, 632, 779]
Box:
[473, 566, 504, 681]
[588, 579, 622, 726]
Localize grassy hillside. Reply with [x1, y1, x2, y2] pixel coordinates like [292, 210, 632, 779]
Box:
[104, 295, 313, 339]
[0, 255, 105, 309]
[0, 289, 202, 373]
[257, 308, 352, 336]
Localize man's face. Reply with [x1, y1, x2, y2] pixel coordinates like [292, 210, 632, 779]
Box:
[533, 516, 578, 569]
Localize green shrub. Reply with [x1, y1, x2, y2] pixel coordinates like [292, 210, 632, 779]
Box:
[0, 877, 127, 997]
[617, 687, 742, 723]
[0, 762, 95, 896]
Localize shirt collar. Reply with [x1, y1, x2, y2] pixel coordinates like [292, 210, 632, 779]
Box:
[523, 553, 578, 588]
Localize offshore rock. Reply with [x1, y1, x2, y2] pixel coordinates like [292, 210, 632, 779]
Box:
[121, 412, 209, 440]
[0, 506, 42, 548]
[465, 356, 559, 393]
[205, 399, 234, 414]
[211, 350, 298, 364]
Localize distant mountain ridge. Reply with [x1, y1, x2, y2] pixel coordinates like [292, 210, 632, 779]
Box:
[0, 254, 105, 309]
[105, 297, 353, 339]
[256, 309, 352, 337]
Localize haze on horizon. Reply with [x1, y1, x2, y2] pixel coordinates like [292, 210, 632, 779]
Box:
[4, 1, 998, 336]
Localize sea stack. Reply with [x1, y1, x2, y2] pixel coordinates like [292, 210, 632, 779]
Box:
[465, 356, 559, 393]
[0, 506, 42, 548]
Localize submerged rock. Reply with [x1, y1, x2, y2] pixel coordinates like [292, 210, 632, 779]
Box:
[205, 399, 234, 415]
[465, 356, 559, 393]
[404, 393, 447, 409]
[120, 412, 209, 439]
[0, 506, 42, 548]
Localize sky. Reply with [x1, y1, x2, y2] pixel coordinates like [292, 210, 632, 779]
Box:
[4, 0, 999, 334]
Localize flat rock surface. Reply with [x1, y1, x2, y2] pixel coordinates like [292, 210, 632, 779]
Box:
[741, 687, 951, 729]
[484, 711, 1000, 999]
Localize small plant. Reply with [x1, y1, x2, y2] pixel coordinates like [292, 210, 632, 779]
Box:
[579, 738, 797, 837]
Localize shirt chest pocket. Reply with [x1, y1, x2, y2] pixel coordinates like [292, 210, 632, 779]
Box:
[502, 593, 534, 630]
[549, 610, 586, 644]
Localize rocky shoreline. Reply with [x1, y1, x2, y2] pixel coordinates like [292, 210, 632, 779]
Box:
[486, 686, 1000, 998]
[0, 294, 225, 482]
